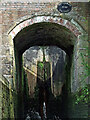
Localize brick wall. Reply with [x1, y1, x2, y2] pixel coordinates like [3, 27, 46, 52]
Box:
[0, 75, 17, 119]
[0, 1, 89, 119]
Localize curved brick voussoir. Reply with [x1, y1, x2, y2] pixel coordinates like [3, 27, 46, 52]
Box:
[9, 16, 82, 40]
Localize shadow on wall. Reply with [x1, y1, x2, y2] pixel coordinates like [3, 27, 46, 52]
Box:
[52, 51, 66, 97]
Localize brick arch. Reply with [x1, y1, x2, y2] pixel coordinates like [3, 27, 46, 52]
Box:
[9, 16, 82, 39]
[9, 15, 86, 119]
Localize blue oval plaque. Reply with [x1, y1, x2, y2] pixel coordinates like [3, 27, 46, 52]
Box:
[57, 2, 72, 13]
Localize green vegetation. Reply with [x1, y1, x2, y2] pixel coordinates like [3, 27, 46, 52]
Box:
[80, 48, 90, 82]
[38, 62, 44, 70]
[74, 85, 89, 104]
[82, 17, 88, 24]
[74, 47, 89, 104]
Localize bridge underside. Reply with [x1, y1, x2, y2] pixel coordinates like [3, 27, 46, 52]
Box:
[14, 22, 75, 55]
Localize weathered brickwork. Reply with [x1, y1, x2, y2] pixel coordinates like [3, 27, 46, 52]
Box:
[0, 1, 89, 119]
[0, 76, 15, 119]
[9, 16, 81, 40]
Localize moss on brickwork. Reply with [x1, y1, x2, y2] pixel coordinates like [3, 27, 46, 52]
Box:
[67, 84, 89, 118]
[1, 76, 18, 119]
[2, 84, 10, 119]
[77, 36, 89, 85]
[9, 89, 14, 118]
[68, 94, 89, 118]
[64, 46, 89, 118]
[0, 81, 2, 119]
[2, 85, 17, 119]
[0, 1, 89, 119]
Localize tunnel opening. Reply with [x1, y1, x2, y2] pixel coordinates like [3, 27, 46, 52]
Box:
[23, 46, 70, 120]
[13, 22, 76, 119]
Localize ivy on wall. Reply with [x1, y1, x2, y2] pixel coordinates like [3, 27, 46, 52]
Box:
[74, 84, 89, 104]
[74, 47, 89, 105]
